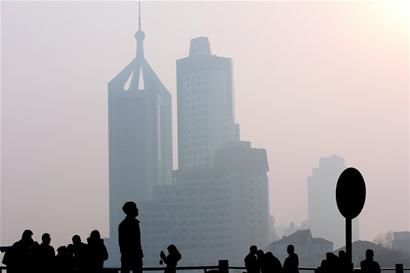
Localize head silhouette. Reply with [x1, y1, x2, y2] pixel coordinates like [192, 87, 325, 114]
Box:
[256, 249, 264, 257]
[90, 230, 101, 240]
[122, 201, 139, 217]
[22, 229, 33, 242]
[265, 251, 274, 258]
[250, 245, 258, 254]
[365, 249, 374, 260]
[57, 246, 68, 256]
[72, 235, 81, 245]
[42, 233, 51, 245]
[167, 244, 179, 255]
[287, 245, 295, 255]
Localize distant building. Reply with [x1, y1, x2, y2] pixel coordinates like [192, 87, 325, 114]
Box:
[392, 231, 410, 255]
[106, 10, 172, 265]
[265, 229, 333, 267]
[106, 28, 272, 266]
[307, 155, 359, 249]
[140, 141, 270, 266]
[176, 37, 239, 170]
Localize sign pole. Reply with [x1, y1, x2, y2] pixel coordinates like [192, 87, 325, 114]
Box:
[346, 217, 352, 264]
[336, 167, 366, 271]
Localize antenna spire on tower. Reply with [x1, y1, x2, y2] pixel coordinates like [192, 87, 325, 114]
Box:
[138, 0, 142, 31]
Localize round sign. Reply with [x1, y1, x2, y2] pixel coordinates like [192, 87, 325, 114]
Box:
[336, 167, 366, 219]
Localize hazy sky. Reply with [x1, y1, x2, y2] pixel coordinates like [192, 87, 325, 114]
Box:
[1, 1, 409, 247]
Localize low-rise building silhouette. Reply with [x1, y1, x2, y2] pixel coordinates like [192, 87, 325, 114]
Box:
[335, 240, 410, 267]
[265, 229, 333, 267]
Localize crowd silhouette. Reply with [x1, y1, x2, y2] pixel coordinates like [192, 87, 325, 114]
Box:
[245, 246, 283, 273]
[245, 244, 381, 273]
[2, 202, 381, 273]
[2, 229, 108, 273]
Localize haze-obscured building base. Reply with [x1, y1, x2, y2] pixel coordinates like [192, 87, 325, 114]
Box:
[335, 240, 410, 267]
[140, 141, 269, 266]
[393, 231, 410, 256]
[308, 155, 359, 249]
[104, 237, 120, 267]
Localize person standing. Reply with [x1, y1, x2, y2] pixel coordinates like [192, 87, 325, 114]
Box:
[360, 249, 381, 273]
[283, 245, 299, 273]
[68, 234, 87, 273]
[160, 244, 181, 273]
[264, 252, 283, 273]
[119, 201, 143, 273]
[3, 229, 38, 273]
[244, 245, 259, 273]
[34, 233, 55, 273]
[85, 230, 108, 273]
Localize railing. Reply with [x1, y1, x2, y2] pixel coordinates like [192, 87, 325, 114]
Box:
[0, 260, 409, 273]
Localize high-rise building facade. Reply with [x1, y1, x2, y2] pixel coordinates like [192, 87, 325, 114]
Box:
[307, 155, 359, 249]
[177, 37, 238, 170]
[138, 38, 271, 266]
[107, 17, 173, 241]
[141, 141, 269, 266]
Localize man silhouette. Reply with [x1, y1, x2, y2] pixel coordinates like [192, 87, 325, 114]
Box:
[244, 245, 258, 273]
[68, 235, 87, 273]
[264, 252, 282, 273]
[35, 233, 55, 273]
[283, 245, 299, 273]
[3, 229, 38, 273]
[360, 249, 380, 273]
[119, 201, 143, 273]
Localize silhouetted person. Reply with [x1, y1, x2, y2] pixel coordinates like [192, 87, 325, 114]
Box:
[360, 249, 380, 273]
[318, 253, 327, 273]
[338, 250, 352, 273]
[256, 249, 265, 273]
[3, 229, 38, 273]
[68, 234, 87, 273]
[160, 244, 182, 273]
[264, 252, 282, 273]
[283, 245, 299, 273]
[119, 201, 143, 273]
[245, 245, 259, 273]
[34, 233, 55, 273]
[85, 230, 108, 273]
[324, 252, 340, 273]
[55, 246, 72, 273]
[315, 257, 327, 273]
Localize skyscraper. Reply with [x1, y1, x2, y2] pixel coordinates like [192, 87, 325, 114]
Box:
[307, 155, 359, 249]
[107, 5, 172, 241]
[136, 37, 271, 266]
[177, 37, 239, 170]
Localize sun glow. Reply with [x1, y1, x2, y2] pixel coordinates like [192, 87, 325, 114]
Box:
[378, 0, 410, 26]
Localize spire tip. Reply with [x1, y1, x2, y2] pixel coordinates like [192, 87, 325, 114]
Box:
[138, 0, 142, 31]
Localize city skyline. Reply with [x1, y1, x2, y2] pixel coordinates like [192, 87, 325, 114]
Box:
[1, 1, 409, 248]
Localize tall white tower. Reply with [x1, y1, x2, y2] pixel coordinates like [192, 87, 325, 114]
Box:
[176, 37, 238, 170]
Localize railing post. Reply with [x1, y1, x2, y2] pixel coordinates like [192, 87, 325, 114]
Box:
[395, 264, 403, 273]
[218, 260, 229, 273]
